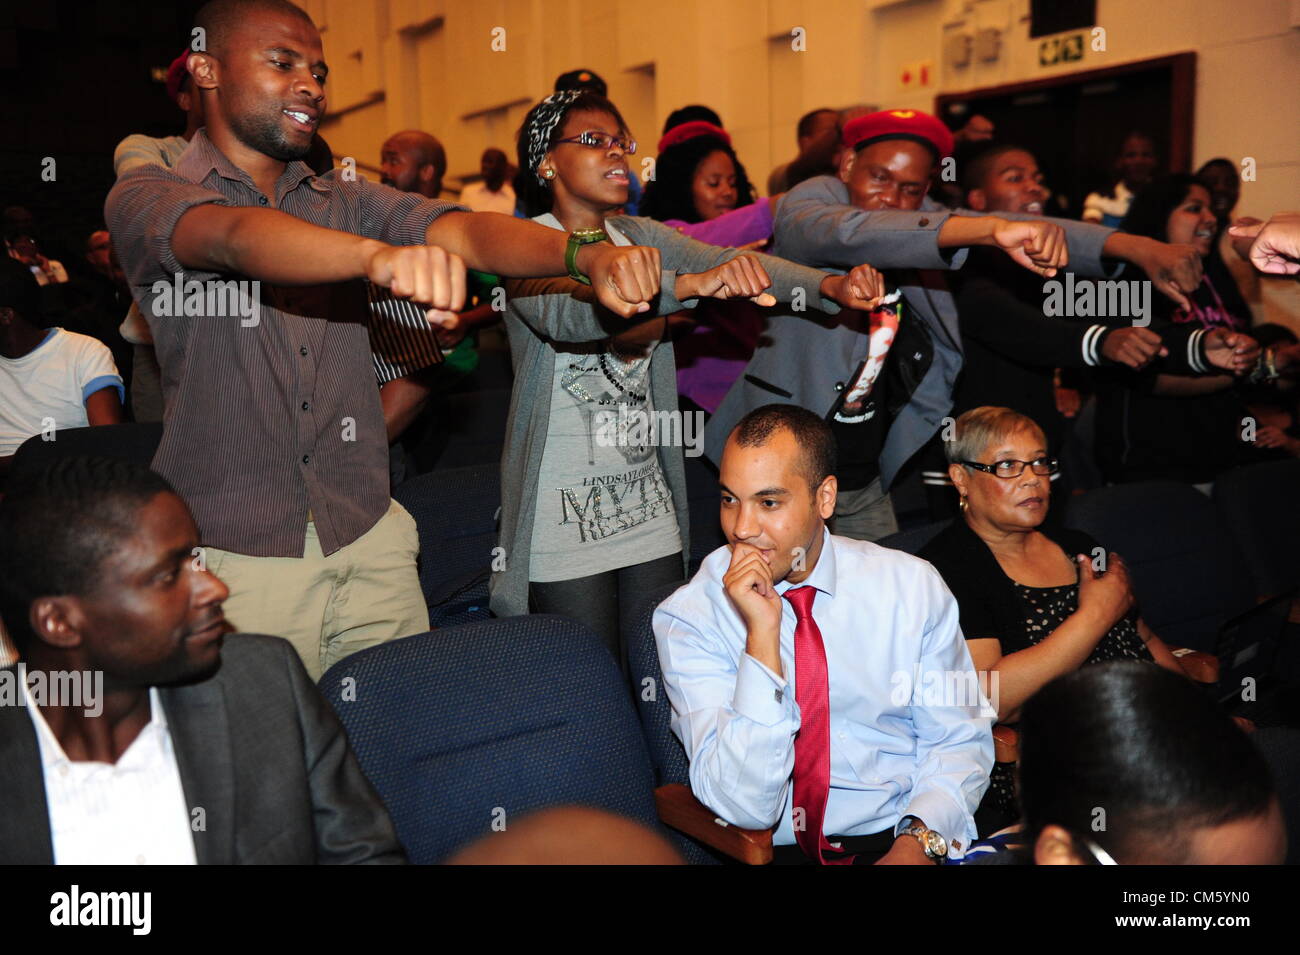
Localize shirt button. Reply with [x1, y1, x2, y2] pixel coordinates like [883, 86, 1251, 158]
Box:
[299, 346, 309, 356]
[302, 454, 311, 465]
[136, 854, 147, 865]
[918, 217, 930, 226]
[301, 401, 309, 411]
[834, 381, 845, 392]
[59, 765, 69, 777]
[259, 196, 268, 205]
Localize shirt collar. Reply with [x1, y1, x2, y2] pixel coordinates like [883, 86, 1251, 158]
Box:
[775, 526, 837, 601]
[24, 674, 167, 770]
[176, 127, 317, 198]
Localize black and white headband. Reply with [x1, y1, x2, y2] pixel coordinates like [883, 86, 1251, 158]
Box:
[526, 89, 583, 184]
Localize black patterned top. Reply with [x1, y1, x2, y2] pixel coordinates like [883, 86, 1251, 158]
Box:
[1012, 580, 1152, 664]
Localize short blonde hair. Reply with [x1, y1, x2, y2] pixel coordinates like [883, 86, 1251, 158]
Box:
[944, 406, 1047, 465]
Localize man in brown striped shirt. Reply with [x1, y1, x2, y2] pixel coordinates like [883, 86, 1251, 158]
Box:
[105, 0, 664, 678]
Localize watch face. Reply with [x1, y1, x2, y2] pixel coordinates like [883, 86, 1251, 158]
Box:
[925, 831, 948, 857]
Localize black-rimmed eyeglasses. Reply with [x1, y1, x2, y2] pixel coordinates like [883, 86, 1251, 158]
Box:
[554, 131, 638, 154]
[960, 457, 1059, 479]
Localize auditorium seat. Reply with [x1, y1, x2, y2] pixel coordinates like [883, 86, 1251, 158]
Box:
[628, 583, 774, 864]
[876, 518, 952, 556]
[684, 453, 726, 573]
[1065, 480, 1255, 652]
[319, 615, 663, 864]
[423, 387, 510, 470]
[1212, 459, 1300, 600]
[393, 463, 497, 627]
[10, 422, 163, 479]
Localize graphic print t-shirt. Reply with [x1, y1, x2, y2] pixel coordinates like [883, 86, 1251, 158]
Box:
[527, 217, 680, 582]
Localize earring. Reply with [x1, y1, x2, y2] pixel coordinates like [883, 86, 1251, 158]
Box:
[959, 495, 969, 513]
[542, 168, 556, 179]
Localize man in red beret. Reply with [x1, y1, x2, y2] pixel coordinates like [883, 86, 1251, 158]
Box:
[705, 108, 1206, 540]
[114, 50, 206, 177]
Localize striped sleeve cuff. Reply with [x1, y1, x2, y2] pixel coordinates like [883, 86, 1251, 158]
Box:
[1186, 327, 1209, 373]
[1081, 324, 1108, 366]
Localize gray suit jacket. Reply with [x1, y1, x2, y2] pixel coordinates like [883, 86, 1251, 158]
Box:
[0, 635, 406, 864]
[704, 176, 1123, 488]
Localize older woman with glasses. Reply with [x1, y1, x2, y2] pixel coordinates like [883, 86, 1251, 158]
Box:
[919, 406, 1187, 826]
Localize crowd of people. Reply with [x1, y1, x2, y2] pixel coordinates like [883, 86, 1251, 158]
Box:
[2, 0, 1299, 866]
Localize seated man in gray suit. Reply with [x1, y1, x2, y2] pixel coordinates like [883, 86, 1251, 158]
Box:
[705, 108, 1205, 539]
[0, 457, 405, 864]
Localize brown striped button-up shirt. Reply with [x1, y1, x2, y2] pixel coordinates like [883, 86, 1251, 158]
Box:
[105, 129, 463, 557]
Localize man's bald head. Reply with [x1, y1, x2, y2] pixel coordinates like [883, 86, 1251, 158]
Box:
[193, 0, 314, 58]
[380, 130, 447, 197]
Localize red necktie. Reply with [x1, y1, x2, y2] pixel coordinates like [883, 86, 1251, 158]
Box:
[785, 585, 853, 865]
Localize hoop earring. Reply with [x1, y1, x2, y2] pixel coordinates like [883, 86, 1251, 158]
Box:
[959, 495, 969, 513]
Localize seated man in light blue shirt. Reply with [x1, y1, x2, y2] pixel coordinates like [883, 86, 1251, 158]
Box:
[654, 404, 993, 864]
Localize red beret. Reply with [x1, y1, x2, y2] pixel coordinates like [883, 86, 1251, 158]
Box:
[841, 109, 954, 161]
[166, 50, 192, 105]
[657, 121, 731, 154]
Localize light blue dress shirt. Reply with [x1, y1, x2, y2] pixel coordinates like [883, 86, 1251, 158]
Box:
[653, 528, 993, 858]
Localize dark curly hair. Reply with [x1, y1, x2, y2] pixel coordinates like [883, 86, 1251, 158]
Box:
[638, 135, 755, 224]
[1119, 174, 1249, 323]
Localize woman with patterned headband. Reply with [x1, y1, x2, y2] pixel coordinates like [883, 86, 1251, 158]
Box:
[490, 89, 887, 675]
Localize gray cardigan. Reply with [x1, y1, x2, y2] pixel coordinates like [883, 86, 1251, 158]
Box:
[489, 214, 842, 618]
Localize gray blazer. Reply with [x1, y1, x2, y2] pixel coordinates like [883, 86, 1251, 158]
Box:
[490, 214, 843, 618]
[0, 635, 405, 864]
[704, 175, 1123, 489]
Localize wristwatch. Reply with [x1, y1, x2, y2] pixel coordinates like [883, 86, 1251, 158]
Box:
[899, 817, 948, 862]
[565, 228, 609, 285]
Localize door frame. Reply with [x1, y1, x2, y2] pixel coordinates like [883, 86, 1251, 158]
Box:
[934, 52, 1196, 172]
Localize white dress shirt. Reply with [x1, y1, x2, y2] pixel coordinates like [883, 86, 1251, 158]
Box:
[654, 528, 993, 857]
[25, 681, 197, 865]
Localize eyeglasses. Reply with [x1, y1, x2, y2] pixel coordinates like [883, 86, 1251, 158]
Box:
[960, 457, 1059, 479]
[554, 131, 638, 155]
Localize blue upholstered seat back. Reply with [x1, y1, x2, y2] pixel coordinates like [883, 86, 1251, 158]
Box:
[320, 616, 660, 863]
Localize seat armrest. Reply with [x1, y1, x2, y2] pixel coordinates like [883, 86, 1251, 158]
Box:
[654, 783, 774, 865]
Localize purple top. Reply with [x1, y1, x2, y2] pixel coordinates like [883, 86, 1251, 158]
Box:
[664, 197, 775, 248]
[663, 199, 777, 412]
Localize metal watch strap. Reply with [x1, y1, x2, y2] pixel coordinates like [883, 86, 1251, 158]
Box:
[900, 819, 946, 860]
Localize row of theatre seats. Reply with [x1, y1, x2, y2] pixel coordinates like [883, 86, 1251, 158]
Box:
[10, 363, 1299, 864]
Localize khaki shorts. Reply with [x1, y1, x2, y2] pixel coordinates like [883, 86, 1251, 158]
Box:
[205, 499, 429, 681]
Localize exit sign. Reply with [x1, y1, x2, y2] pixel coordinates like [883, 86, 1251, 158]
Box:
[1039, 30, 1085, 67]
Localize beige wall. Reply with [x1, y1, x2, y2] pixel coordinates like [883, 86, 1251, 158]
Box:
[304, 0, 1298, 323]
